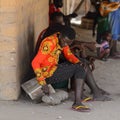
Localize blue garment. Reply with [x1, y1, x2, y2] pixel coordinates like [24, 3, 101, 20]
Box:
[110, 0, 120, 2]
[109, 0, 120, 40]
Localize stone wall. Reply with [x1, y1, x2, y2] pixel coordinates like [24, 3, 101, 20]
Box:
[0, 0, 48, 100]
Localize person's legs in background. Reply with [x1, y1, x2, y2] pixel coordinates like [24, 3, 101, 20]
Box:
[110, 33, 120, 57]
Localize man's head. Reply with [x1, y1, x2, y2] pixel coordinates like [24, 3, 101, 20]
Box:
[59, 26, 76, 46]
[53, 0, 63, 8]
[50, 12, 65, 25]
[43, 24, 76, 46]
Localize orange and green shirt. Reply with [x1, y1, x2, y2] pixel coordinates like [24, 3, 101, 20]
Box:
[32, 34, 80, 85]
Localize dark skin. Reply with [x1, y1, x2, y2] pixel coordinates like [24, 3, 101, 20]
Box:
[49, 0, 63, 8]
[52, 16, 65, 25]
[42, 85, 49, 95]
[53, 0, 63, 8]
[70, 63, 111, 101]
[85, 65, 111, 100]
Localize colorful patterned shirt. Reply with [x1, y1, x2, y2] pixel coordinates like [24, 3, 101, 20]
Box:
[32, 34, 80, 85]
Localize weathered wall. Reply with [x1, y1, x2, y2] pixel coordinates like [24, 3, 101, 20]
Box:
[0, 0, 48, 100]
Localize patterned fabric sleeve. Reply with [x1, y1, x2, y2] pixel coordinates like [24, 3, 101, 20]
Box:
[32, 39, 54, 85]
[62, 46, 80, 64]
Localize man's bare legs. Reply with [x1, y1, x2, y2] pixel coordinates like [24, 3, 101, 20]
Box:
[70, 64, 111, 101]
[72, 78, 90, 112]
[85, 65, 111, 101]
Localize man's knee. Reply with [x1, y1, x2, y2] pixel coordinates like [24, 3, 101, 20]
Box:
[74, 64, 86, 79]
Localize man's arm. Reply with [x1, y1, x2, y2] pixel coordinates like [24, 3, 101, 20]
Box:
[32, 39, 54, 85]
[62, 46, 80, 64]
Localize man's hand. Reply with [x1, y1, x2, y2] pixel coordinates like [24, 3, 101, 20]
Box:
[86, 56, 95, 72]
[79, 62, 87, 70]
[42, 85, 49, 95]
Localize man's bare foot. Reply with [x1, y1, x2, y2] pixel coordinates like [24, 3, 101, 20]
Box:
[93, 94, 112, 101]
[90, 89, 110, 96]
[99, 89, 110, 95]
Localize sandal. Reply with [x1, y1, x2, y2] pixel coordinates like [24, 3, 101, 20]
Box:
[82, 97, 93, 102]
[72, 105, 91, 112]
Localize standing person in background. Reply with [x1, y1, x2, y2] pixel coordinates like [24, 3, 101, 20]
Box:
[49, 0, 77, 26]
[93, 0, 110, 44]
[92, 12, 110, 44]
[93, 0, 120, 57]
[109, 0, 120, 57]
[49, 0, 63, 25]
[49, 0, 62, 16]
[35, 12, 65, 55]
